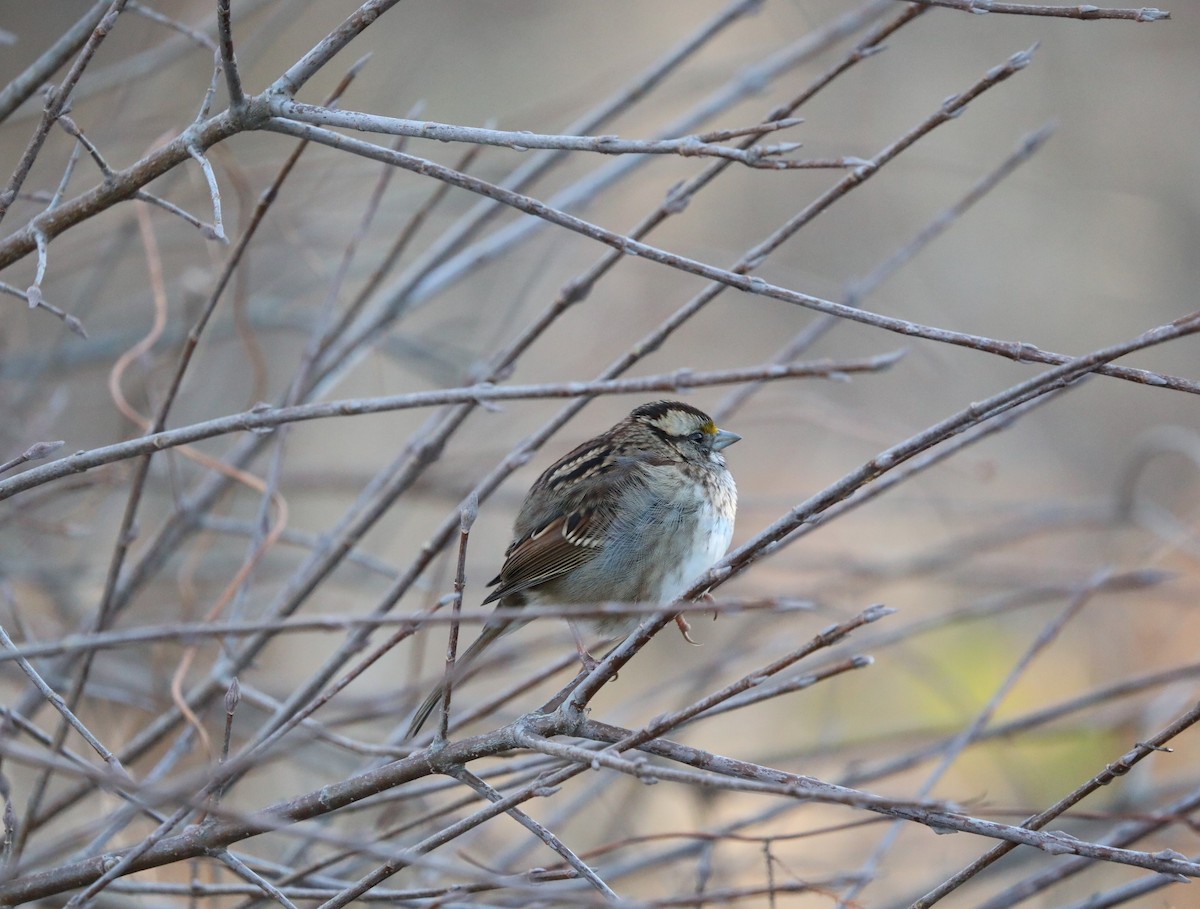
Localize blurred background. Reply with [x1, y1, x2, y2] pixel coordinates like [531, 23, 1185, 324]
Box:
[1, 2, 1198, 906]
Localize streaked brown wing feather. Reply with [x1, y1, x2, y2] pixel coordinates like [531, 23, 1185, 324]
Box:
[483, 429, 651, 606]
[482, 506, 606, 605]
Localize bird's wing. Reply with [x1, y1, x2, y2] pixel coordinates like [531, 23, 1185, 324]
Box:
[481, 504, 610, 605]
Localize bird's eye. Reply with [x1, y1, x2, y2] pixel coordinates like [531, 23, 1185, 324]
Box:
[688, 430, 706, 444]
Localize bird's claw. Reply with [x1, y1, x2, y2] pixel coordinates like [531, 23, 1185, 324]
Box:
[674, 612, 701, 646]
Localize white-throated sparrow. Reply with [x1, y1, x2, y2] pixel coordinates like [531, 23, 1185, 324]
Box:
[406, 400, 740, 738]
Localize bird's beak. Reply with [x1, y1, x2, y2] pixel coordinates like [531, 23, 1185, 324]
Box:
[712, 429, 741, 451]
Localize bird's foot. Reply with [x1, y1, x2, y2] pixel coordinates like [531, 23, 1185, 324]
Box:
[674, 612, 701, 646]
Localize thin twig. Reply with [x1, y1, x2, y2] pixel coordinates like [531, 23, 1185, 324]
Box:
[268, 101, 822, 169]
[971, 786, 1200, 909]
[0, 0, 128, 223]
[0, 624, 132, 782]
[270, 0, 403, 97]
[903, 0, 1169, 20]
[0, 354, 900, 501]
[433, 499, 478, 741]
[0, 0, 112, 123]
[127, 0, 217, 50]
[186, 142, 227, 241]
[0, 440, 64, 477]
[446, 765, 620, 900]
[216, 0, 245, 107]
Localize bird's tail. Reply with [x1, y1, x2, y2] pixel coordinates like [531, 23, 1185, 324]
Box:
[404, 622, 508, 740]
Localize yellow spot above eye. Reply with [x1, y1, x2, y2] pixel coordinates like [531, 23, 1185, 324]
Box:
[703, 420, 717, 434]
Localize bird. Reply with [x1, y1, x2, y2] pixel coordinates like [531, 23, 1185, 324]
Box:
[405, 400, 740, 739]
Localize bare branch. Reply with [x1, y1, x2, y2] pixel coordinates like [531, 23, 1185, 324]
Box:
[447, 765, 620, 899]
[216, 0, 245, 107]
[268, 101, 823, 169]
[0, 281, 87, 337]
[0, 354, 901, 501]
[271, 0, 403, 98]
[904, 0, 1169, 20]
[0, 598, 808, 665]
[5, 701, 1198, 905]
